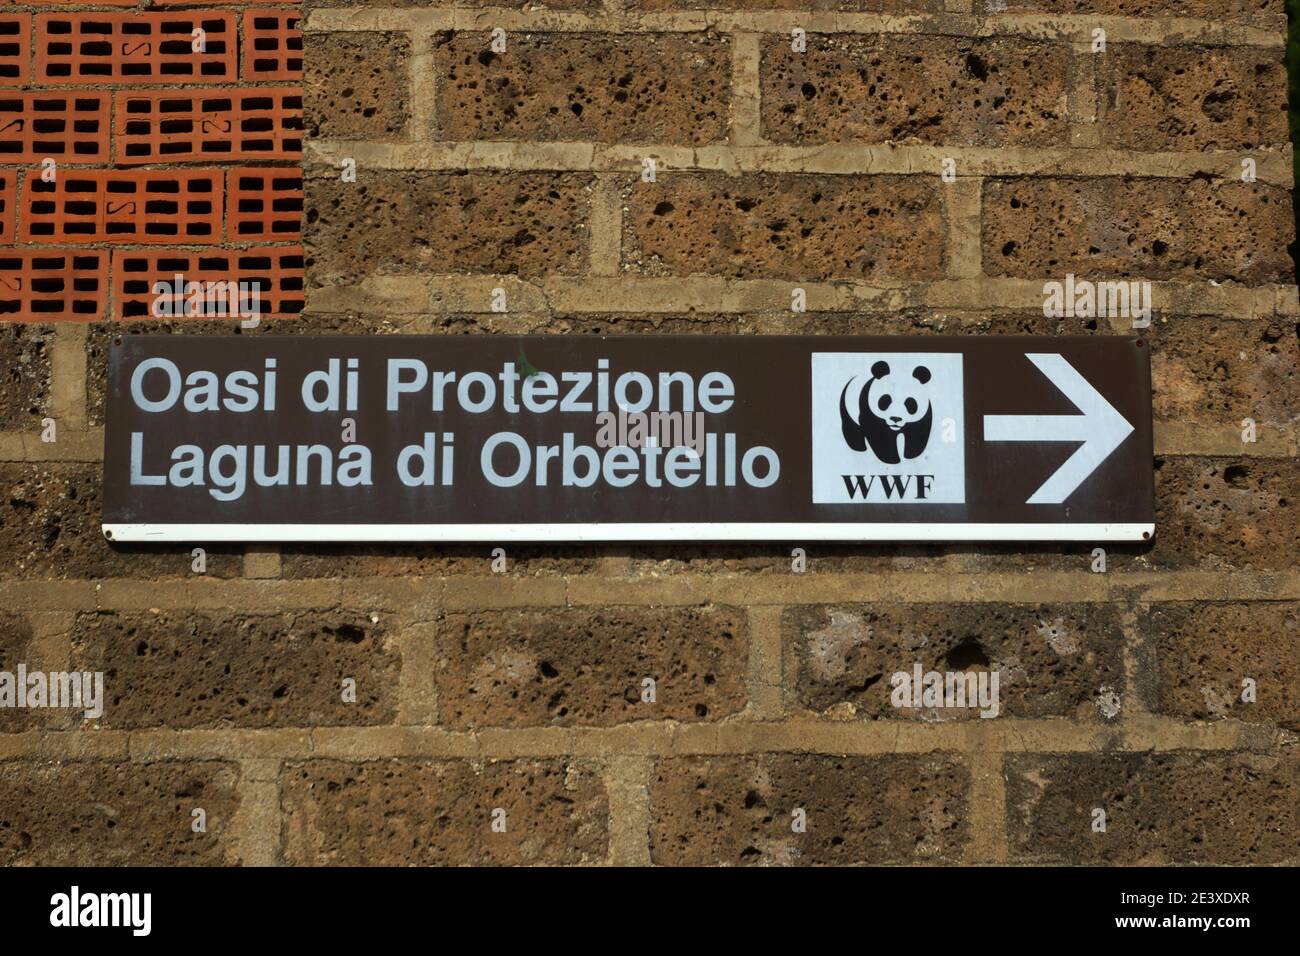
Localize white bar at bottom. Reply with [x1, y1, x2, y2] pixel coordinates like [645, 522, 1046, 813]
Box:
[102, 522, 1155, 543]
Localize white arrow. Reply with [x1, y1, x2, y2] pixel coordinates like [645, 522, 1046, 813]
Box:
[983, 353, 1134, 505]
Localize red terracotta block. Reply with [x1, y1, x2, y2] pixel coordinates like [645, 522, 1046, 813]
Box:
[112, 246, 304, 319]
[242, 9, 302, 81]
[114, 88, 303, 163]
[0, 92, 111, 164]
[20, 168, 223, 245]
[0, 171, 14, 241]
[0, 14, 31, 87]
[0, 249, 107, 322]
[35, 11, 236, 85]
[226, 167, 302, 242]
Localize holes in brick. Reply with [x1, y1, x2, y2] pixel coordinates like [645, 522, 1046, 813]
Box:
[1223, 464, 1250, 488]
[945, 638, 989, 670]
[36, 12, 235, 84]
[0, 250, 106, 319]
[114, 90, 301, 163]
[113, 248, 303, 317]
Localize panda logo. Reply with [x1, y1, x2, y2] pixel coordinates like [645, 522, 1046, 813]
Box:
[839, 360, 933, 464]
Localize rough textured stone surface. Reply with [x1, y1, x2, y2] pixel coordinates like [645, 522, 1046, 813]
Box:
[281, 544, 601, 578]
[307, 0, 599, 7]
[636, 0, 933, 8]
[1151, 457, 1300, 570]
[977, 0, 1282, 22]
[1151, 602, 1299, 729]
[0, 613, 39, 733]
[69, 610, 397, 729]
[306, 172, 591, 284]
[1149, 318, 1299, 426]
[0, 324, 51, 429]
[650, 754, 969, 865]
[0, 463, 242, 579]
[1098, 44, 1288, 152]
[281, 759, 608, 865]
[625, 174, 945, 280]
[762, 35, 1068, 146]
[435, 32, 730, 144]
[786, 603, 1125, 720]
[435, 606, 747, 727]
[305, 32, 410, 140]
[1005, 752, 1300, 864]
[983, 177, 1295, 285]
[0, 761, 241, 866]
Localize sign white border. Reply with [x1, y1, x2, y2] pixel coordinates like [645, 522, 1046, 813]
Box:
[103, 522, 1154, 543]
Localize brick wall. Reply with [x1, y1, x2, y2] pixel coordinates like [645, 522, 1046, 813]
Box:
[1, 0, 1297, 866]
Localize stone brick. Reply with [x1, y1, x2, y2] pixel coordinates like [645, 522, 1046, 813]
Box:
[306, 0, 598, 7]
[975, 0, 1282, 25]
[435, 31, 730, 145]
[305, 32, 410, 140]
[70, 609, 398, 729]
[761, 34, 1068, 146]
[0, 760, 241, 865]
[1151, 457, 1300, 570]
[634, 0, 935, 8]
[1005, 751, 1300, 864]
[281, 758, 608, 865]
[435, 605, 747, 728]
[0, 324, 52, 430]
[1098, 44, 1288, 152]
[0, 613, 39, 733]
[306, 172, 592, 285]
[1149, 318, 1299, 427]
[0, 463, 242, 579]
[623, 541, 999, 576]
[650, 754, 969, 864]
[786, 603, 1125, 720]
[1151, 602, 1299, 729]
[951, 453, 1300, 574]
[983, 177, 1294, 285]
[279, 544, 600, 578]
[625, 174, 945, 280]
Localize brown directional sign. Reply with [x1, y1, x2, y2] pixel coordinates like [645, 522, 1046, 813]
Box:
[102, 335, 1154, 542]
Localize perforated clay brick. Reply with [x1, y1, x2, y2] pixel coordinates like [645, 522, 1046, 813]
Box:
[20, 169, 223, 245]
[0, 250, 107, 321]
[35, 12, 236, 85]
[0, 92, 111, 163]
[113, 247, 304, 319]
[115, 88, 303, 164]
[226, 167, 302, 242]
